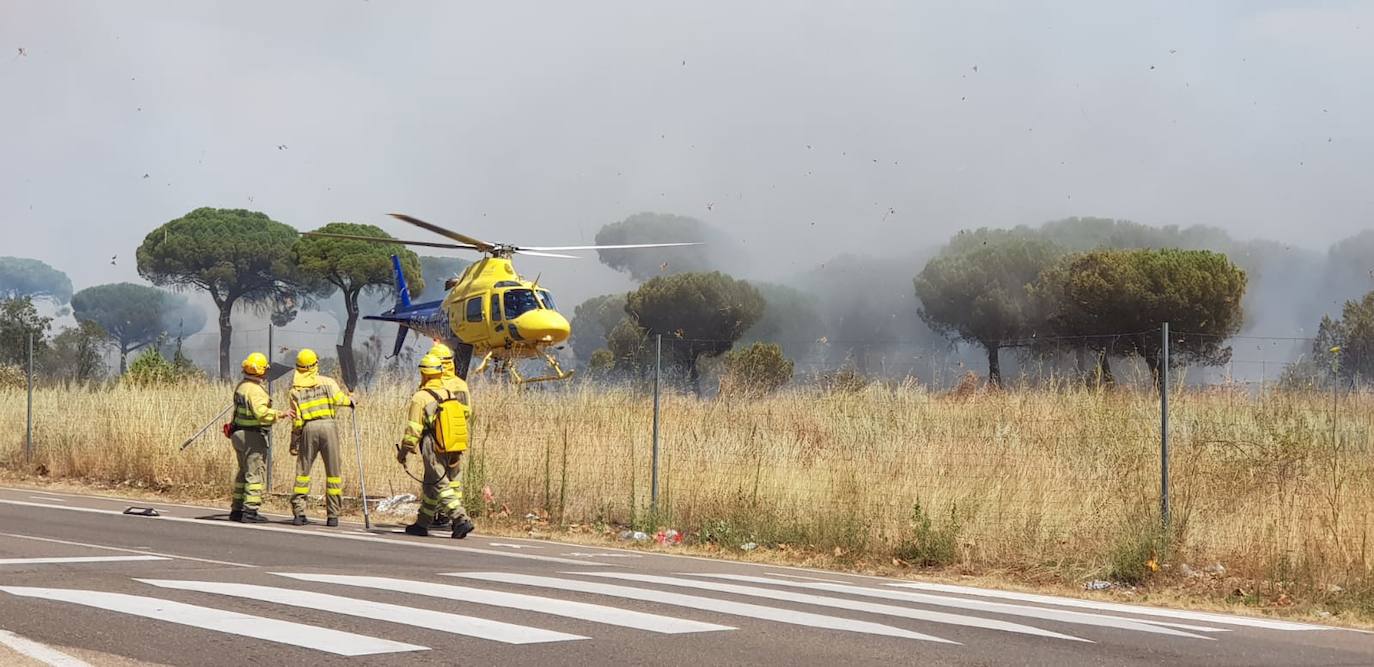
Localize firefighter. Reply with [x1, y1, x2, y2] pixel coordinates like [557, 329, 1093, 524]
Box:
[287, 348, 354, 527]
[426, 342, 470, 529]
[398, 354, 475, 539]
[229, 352, 289, 523]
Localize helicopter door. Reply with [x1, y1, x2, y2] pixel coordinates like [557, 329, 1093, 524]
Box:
[456, 294, 488, 344]
[489, 293, 504, 336]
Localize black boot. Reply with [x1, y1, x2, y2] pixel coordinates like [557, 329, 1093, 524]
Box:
[228, 510, 243, 522]
[292, 515, 309, 526]
[404, 523, 429, 537]
[326, 517, 339, 527]
[451, 518, 475, 540]
[430, 515, 452, 529]
[240, 510, 268, 523]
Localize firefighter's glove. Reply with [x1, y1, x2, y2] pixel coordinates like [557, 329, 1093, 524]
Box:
[289, 434, 300, 457]
[395, 444, 409, 465]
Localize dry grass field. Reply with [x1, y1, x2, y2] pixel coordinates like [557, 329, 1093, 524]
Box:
[3, 378, 1372, 619]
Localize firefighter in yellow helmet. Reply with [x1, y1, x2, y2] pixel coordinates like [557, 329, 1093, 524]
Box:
[426, 342, 470, 529]
[287, 348, 354, 527]
[229, 352, 290, 523]
[398, 354, 474, 538]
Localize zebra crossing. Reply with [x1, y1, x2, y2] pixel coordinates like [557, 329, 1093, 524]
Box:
[0, 567, 1331, 658]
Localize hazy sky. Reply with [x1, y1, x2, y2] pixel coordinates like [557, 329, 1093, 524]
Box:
[3, 1, 1372, 311]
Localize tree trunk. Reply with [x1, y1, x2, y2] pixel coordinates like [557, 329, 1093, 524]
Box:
[217, 300, 233, 381]
[342, 288, 359, 387]
[119, 344, 129, 375]
[984, 342, 1002, 387]
[1095, 351, 1115, 387]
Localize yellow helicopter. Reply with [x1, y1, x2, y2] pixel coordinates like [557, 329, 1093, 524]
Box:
[304, 213, 697, 383]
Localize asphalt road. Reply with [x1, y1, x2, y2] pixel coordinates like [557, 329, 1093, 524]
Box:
[0, 486, 1370, 666]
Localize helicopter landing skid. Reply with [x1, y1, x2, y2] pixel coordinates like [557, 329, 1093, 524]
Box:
[471, 349, 573, 384]
[509, 350, 575, 384]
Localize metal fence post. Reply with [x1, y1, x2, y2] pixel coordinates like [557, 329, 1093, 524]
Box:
[1160, 322, 1170, 530]
[651, 333, 661, 513]
[26, 332, 34, 459]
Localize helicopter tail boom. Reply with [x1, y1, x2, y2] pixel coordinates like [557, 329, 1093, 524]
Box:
[391, 255, 412, 309]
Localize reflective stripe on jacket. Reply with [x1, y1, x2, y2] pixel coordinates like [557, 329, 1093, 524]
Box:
[233, 378, 279, 428]
[290, 377, 352, 428]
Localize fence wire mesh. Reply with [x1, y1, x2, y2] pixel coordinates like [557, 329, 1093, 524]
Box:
[2, 326, 1372, 586]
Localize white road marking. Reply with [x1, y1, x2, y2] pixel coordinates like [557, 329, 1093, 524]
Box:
[769, 572, 852, 584]
[139, 579, 584, 645]
[0, 532, 253, 568]
[488, 542, 541, 549]
[0, 556, 168, 566]
[28, 496, 65, 503]
[0, 629, 93, 667]
[692, 574, 1221, 638]
[444, 572, 955, 643]
[575, 572, 1090, 642]
[889, 582, 1325, 631]
[0, 586, 425, 656]
[0, 499, 608, 566]
[277, 573, 733, 635]
[564, 553, 643, 558]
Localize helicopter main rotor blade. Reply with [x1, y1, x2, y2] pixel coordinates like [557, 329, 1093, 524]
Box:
[389, 213, 495, 252]
[518, 242, 703, 251]
[514, 250, 580, 259]
[301, 231, 481, 251]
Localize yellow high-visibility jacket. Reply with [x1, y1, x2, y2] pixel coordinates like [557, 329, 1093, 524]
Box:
[289, 376, 353, 429]
[401, 377, 473, 453]
[440, 373, 469, 397]
[233, 377, 281, 429]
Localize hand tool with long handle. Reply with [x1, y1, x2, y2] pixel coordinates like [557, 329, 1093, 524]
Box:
[177, 404, 235, 451]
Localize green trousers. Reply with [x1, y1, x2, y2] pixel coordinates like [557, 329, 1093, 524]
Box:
[231, 429, 269, 512]
[291, 419, 343, 518]
[417, 438, 467, 524]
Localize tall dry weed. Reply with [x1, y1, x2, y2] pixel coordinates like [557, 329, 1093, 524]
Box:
[1, 379, 1371, 598]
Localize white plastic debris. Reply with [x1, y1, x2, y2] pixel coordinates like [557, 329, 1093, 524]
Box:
[1084, 580, 1113, 591]
[375, 494, 418, 516]
[740, 542, 758, 552]
[1204, 563, 1226, 576]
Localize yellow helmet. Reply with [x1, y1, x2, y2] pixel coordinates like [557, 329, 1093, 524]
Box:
[242, 352, 268, 376]
[418, 354, 444, 376]
[429, 342, 454, 360]
[296, 348, 318, 369]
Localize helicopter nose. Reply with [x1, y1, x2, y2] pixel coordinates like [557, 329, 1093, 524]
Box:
[513, 309, 570, 344]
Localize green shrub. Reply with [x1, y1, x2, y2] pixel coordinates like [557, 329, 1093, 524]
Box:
[895, 500, 961, 567]
[585, 348, 615, 379]
[1107, 521, 1165, 585]
[721, 342, 794, 396]
[124, 348, 202, 387]
[816, 364, 869, 394]
[0, 364, 24, 389]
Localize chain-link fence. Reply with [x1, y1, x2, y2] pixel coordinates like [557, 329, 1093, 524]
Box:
[3, 324, 1372, 590]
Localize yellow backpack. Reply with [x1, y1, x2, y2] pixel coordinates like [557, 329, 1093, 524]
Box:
[424, 388, 469, 452]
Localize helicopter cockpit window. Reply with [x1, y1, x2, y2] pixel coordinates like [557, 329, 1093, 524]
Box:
[465, 297, 483, 323]
[537, 290, 556, 311]
[503, 289, 541, 319]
